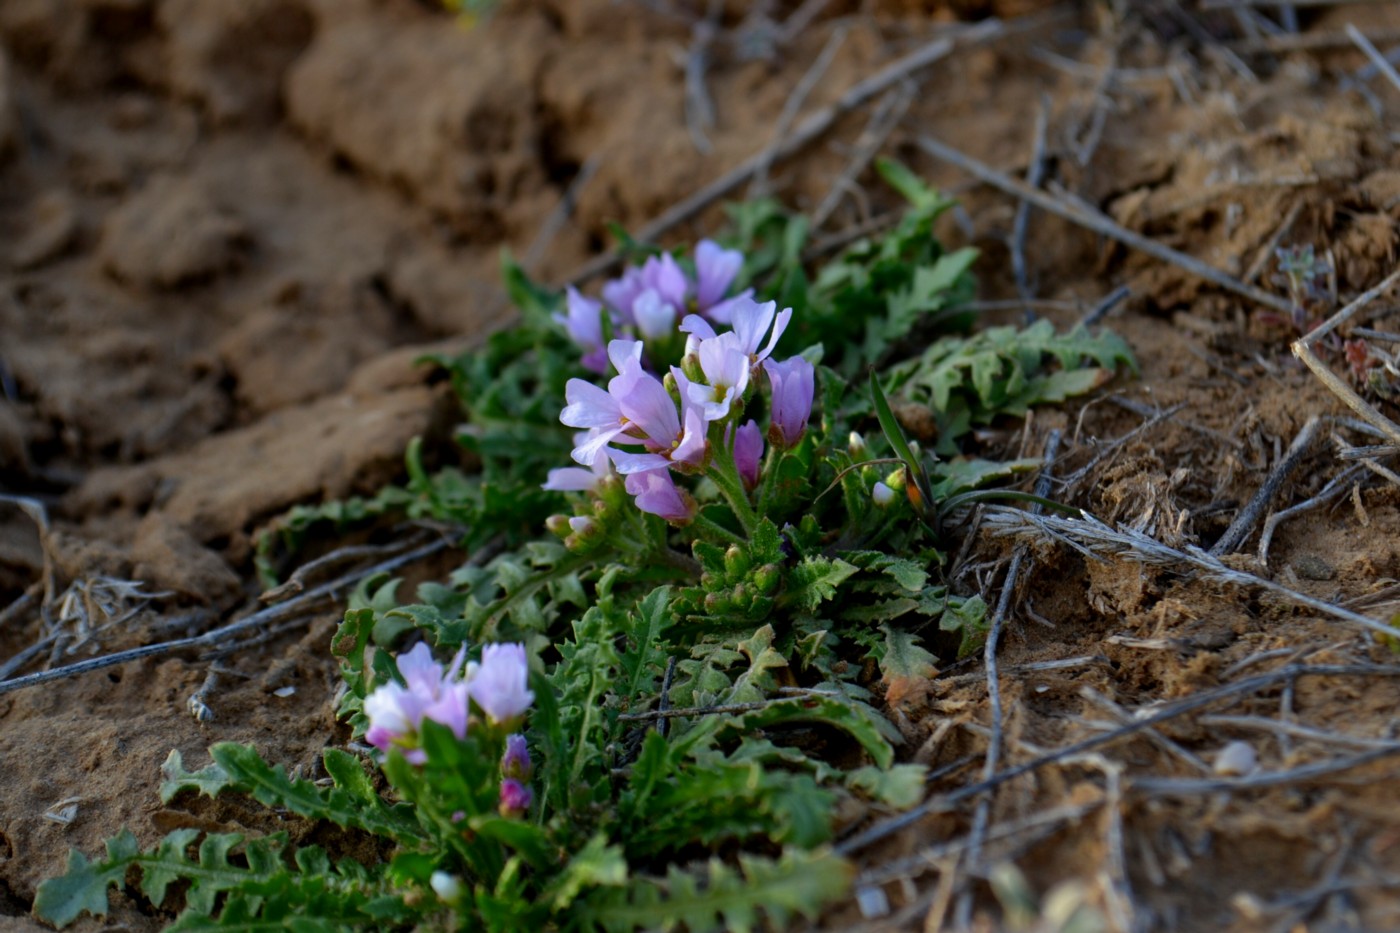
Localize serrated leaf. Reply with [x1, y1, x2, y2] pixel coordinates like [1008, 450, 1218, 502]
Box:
[846, 764, 927, 808]
[878, 625, 938, 682]
[33, 832, 138, 928]
[160, 750, 235, 804]
[785, 557, 858, 612]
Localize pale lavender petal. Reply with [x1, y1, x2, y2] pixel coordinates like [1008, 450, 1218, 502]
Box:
[755, 307, 793, 363]
[571, 426, 625, 467]
[731, 299, 778, 359]
[608, 448, 672, 475]
[396, 642, 442, 696]
[764, 356, 815, 449]
[423, 682, 470, 740]
[602, 267, 645, 324]
[561, 379, 622, 430]
[612, 368, 680, 444]
[694, 240, 744, 310]
[543, 467, 602, 492]
[672, 405, 709, 467]
[643, 253, 689, 309]
[608, 339, 645, 375]
[633, 289, 678, 342]
[702, 288, 755, 326]
[625, 470, 694, 522]
[469, 643, 535, 725]
[560, 287, 605, 348]
[678, 314, 718, 341]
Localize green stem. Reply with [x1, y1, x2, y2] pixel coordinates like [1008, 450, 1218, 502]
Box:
[754, 445, 784, 516]
[707, 454, 759, 537]
[692, 513, 746, 547]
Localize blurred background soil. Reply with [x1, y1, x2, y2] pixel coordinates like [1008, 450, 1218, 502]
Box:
[3, 0, 1400, 929]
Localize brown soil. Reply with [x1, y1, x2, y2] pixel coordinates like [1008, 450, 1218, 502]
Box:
[3, 1, 1400, 930]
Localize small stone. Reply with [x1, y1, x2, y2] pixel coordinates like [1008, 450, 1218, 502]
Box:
[1214, 740, 1258, 777]
[273, 685, 296, 698]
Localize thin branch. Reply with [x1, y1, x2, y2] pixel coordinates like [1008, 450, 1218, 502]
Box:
[810, 83, 913, 230]
[523, 154, 602, 274]
[1133, 744, 1400, 797]
[750, 25, 848, 198]
[1210, 414, 1321, 556]
[982, 509, 1397, 640]
[1347, 23, 1400, 97]
[915, 135, 1295, 314]
[0, 538, 449, 696]
[1230, 28, 1400, 54]
[1257, 464, 1365, 565]
[1012, 96, 1052, 319]
[836, 662, 1400, 854]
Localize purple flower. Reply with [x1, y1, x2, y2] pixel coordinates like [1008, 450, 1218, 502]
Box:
[688, 331, 751, 421]
[642, 253, 689, 310]
[679, 297, 790, 371]
[468, 643, 535, 726]
[734, 419, 763, 490]
[624, 470, 695, 522]
[499, 778, 533, 818]
[502, 734, 532, 781]
[604, 365, 708, 474]
[601, 267, 645, 326]
[694, 240, 743, 313]
[555, 287, 609, 374]
[363, 643, 469, 764]
[764, 356, 815, 449]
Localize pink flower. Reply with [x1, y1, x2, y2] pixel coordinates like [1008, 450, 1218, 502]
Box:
[468, 643, 535, 726]
[363, 643, 469, 764]
[687, 331, 751, 422]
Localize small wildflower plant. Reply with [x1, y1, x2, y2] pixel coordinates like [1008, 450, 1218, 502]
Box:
[37, 162, 1134, 932]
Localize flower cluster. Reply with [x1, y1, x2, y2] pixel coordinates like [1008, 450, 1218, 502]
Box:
[364, 642, 536, 816]
[548, 245, 815, 524]
[554, 240, 748, 374]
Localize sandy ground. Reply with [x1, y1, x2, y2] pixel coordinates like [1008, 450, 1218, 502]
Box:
[3, 1, 1400, 929]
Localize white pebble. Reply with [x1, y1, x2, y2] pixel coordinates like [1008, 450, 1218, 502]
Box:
[1214, 740, 1257, 777]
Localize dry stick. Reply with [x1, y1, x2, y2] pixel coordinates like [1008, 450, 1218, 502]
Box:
[915, 135, 1295, 315]
[1079, 283, 1132, 328]
[617, 699, 773, 721]
[260, 535, 434, 604]
[1133, 744, 1400, 797]
[1075, 47, 1118, 167]
[984, 509, 1400, 640]
[1347, 23, 1400, 95]
[1012, 97, 1052, 320]
[1292, 266, 1400, 446]
[750, 25, 848, 198]
[940, 654, 1112, 687]
[835, 662, 1400, 856]
[1210, 414, 1322, 556]
[1257, 464, 1365, 565]
[1244, 200, 1305, 285]
[0, 538, 448, 696]
[956, 430, 1062, 926]
[566, 19, 1010, 286]
[683, 0, 721, 155]
[1231, 28, 1400, 54]
[0, 583, 39, 630]
[1079, 686, 1212, 774]
[0, 494, 56, 621]
[1201, 713, 1400, 750]
[1164, 0, 1258, 82]
[523, 154, 602, 274]
[809, 83, 913, 230]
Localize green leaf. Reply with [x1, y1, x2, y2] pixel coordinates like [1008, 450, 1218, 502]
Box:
[33, 830, 139, 928]
[877, 625, 939, 682]
[785, 557, 859, 612]
[160, 750, 234, 804]
[846, 764, 927, 809]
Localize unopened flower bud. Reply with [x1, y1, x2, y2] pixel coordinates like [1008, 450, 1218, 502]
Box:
[872, 481, 896, 507]
[681, 352, 705, 385]
[569, 515, 599, 538]
[848, 432, 868, 459]
[431, 871, 462, 904]
[884, 468, 907, 492]
[754, 563, 781, 594]
[545, 514, 571, 536]
[502, 733, 533, 781]
[499, 778, 533, 818]
[724, 545, 751, 579]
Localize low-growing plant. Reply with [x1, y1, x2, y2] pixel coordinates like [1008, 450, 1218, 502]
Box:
[37, 164, 1134, 931]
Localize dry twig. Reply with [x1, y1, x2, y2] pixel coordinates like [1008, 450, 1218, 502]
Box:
[915, 135, 1295, 314]
[1210, 414, 1322, 556]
